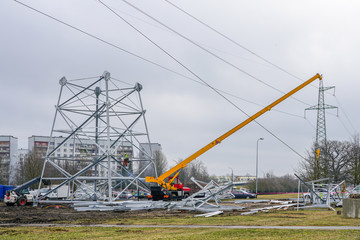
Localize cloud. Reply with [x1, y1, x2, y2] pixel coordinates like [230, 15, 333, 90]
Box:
[1, 0, 359, 177]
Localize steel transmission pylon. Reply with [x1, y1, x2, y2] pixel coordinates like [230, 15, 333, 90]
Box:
[305, 78, 337, 179]
[36, 71, 156, 203]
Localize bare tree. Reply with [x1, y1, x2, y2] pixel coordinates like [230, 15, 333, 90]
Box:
[247, 172, 298, 193]
[350, 135, 360, 186]
[297, 140, 354, 183]
[176, 159, 210, 192]
[16, 151, 44, 184]
[140, 149, 168, 178]
[324, 140, 353, 182]
[154, 150, 168, 176]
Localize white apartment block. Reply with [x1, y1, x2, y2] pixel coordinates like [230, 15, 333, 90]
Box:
[138, 143, 162, 177]
[28, 135, 133, 177]
[0, 136, 19, 184]
[139, 143, 162, 159]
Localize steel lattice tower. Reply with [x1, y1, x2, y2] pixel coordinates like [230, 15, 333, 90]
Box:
[35, 71, 156, 204]
[305, 78, 337, 179]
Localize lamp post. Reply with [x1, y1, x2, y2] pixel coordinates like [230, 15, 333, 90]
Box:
[229, 167, 234, 182]
[256, 137, 264, 197]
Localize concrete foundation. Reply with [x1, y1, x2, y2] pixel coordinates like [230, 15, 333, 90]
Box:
[343, 199, 360, 218]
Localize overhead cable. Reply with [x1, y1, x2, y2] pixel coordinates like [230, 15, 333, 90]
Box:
[164, 0, 304, 83]
[121, 0, 312, 107]
[13, 0, 307, 120]
[333, 96, 357, 133]
[165, 0, 358, 135]
[100, 0, 309, 160]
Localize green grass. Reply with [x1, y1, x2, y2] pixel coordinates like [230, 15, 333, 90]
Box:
[0, 227, 359, 240]
[67, 209, 360, 227]
[257, 193, 300, 199]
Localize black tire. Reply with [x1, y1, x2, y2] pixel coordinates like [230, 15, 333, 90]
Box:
[5, 202, 15, 206]
[17, 196, 27, 206]
[184, 193, 190, 199]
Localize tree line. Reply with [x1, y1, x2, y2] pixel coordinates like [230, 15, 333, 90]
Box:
[297, 135, 360, 186]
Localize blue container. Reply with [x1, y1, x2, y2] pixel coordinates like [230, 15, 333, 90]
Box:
[1, 185, 15, 199]
[0, 185, 4, 199]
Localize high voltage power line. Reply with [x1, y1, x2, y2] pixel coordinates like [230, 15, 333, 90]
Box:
[11, 0, 356, 160]
[12, 0, 306, 119]
[163, 0, 356, 137]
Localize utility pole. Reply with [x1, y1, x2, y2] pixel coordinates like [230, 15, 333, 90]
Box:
[305, 78, 337, 180]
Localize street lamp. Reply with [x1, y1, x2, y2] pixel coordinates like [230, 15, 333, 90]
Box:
[229, 167, 234, 183]
[256, 137, 264, 197]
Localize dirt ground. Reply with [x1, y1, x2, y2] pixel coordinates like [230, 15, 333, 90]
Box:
[0, 203, 188, 224]
[0, 201, 272, 224]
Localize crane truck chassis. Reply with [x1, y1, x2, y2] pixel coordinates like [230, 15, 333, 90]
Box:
[149, 177, 191, 201]
[146, 74, 322, 201]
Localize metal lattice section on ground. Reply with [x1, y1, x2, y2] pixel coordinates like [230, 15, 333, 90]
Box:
[170, 177, 234, 210]
[35, 71, 155, 203]
[295, 174, 347, 211]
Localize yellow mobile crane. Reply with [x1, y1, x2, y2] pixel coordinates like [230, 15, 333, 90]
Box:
[146, 74, 322, 200]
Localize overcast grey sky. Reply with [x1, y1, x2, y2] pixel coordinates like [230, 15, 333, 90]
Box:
[1, 0, 359, 177]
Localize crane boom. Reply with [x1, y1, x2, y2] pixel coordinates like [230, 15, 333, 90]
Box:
[146, 73, 322, 190]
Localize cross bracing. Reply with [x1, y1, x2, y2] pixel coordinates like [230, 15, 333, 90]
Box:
[35, 71, 155, 203]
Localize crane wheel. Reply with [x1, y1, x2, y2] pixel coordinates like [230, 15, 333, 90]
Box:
[17, 196, 27, 206]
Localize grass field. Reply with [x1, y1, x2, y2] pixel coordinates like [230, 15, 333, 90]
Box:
[0, 226, 359, 240]
[257, 193, 300, 199]
[1, 193, 359, 239]
[67, 208, 359, 227]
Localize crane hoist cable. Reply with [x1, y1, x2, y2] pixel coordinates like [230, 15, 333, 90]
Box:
[146, 74, 322, 189]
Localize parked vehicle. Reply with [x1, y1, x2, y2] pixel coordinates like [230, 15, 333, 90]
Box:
[302, 188, 337, 203]
[116, 191, 133, 199]
[30, 184, 70, 200]
[352, 185, 360, 194]
[4, 177, 42, 206]
[232, 190, 256, 199]
[132, 192, 150, 199]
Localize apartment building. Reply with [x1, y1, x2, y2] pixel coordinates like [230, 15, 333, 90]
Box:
[139, 143, 162, 159]
[28, 135, 133, 176]
[0, 136, 18, 184]
[138, 143, 162, 177]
